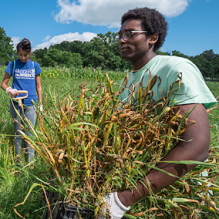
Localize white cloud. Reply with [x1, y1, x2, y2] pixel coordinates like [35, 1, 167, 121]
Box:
[43, 35, 51, 41]
[33, 32, 97, 51]
[54, 0, 189, 28]
[11, 37, 21, 49]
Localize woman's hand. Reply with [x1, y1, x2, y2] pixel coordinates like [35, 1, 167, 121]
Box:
[6, 87, 18, 96]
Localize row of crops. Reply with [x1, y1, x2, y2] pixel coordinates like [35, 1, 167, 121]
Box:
[0, 65, 128, 82]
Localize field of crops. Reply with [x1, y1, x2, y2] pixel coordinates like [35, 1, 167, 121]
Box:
[0, 65, 219, 219]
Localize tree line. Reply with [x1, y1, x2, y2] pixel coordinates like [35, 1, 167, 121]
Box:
[1, 26, 219, 79]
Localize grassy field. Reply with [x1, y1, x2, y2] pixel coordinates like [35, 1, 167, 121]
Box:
[0, 66, 127, 219]
[0, 66, 219, 218]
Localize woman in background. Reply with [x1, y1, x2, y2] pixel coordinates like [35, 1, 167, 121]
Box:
[1, 38, 43, 166]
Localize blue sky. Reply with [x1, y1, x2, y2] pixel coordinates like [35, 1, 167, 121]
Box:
[0, 0, 218, 56]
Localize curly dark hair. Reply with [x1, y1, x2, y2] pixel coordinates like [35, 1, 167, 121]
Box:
[121, 7, 168, 52]
[16, 38, 31, 53]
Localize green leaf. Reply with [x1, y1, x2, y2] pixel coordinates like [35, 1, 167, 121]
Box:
[161, 160, 216, 166]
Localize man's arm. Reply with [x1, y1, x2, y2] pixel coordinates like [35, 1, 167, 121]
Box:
[118, 103, 210, 207]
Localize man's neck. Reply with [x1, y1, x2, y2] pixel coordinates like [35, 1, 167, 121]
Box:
[132, 52, 157, 71]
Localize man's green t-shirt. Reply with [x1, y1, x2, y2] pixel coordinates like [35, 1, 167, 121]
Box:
[120, 55, 217, 109]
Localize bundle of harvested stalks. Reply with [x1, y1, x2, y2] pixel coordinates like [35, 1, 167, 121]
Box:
[17, 74, 219, 218]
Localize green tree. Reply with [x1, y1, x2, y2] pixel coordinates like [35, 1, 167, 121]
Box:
[69, 41, 84, 55]
[50, 41, 71, 52]
[202, 50, 215, 79]
[0, 27, 14, 65]
[192, 50, 215, 79]
[42, 48, 82, 67]
[71, 53, 83, 67]
[213, 54, 219, 79]
[172, 50, 188, 58]
[156, 50, 170, 56]
[32, 48, 48, 66]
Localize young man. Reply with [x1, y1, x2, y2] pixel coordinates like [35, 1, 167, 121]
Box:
[98, 7, 217, 219]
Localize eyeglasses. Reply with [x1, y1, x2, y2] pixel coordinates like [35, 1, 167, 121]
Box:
[116, 30, 147, 42]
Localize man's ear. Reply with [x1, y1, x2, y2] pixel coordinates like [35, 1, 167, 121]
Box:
[149, 33, 159, 44]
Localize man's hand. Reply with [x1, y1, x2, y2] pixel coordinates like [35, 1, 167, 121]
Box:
[6, 87, 18, 96]
[98, 192, 130, 219]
